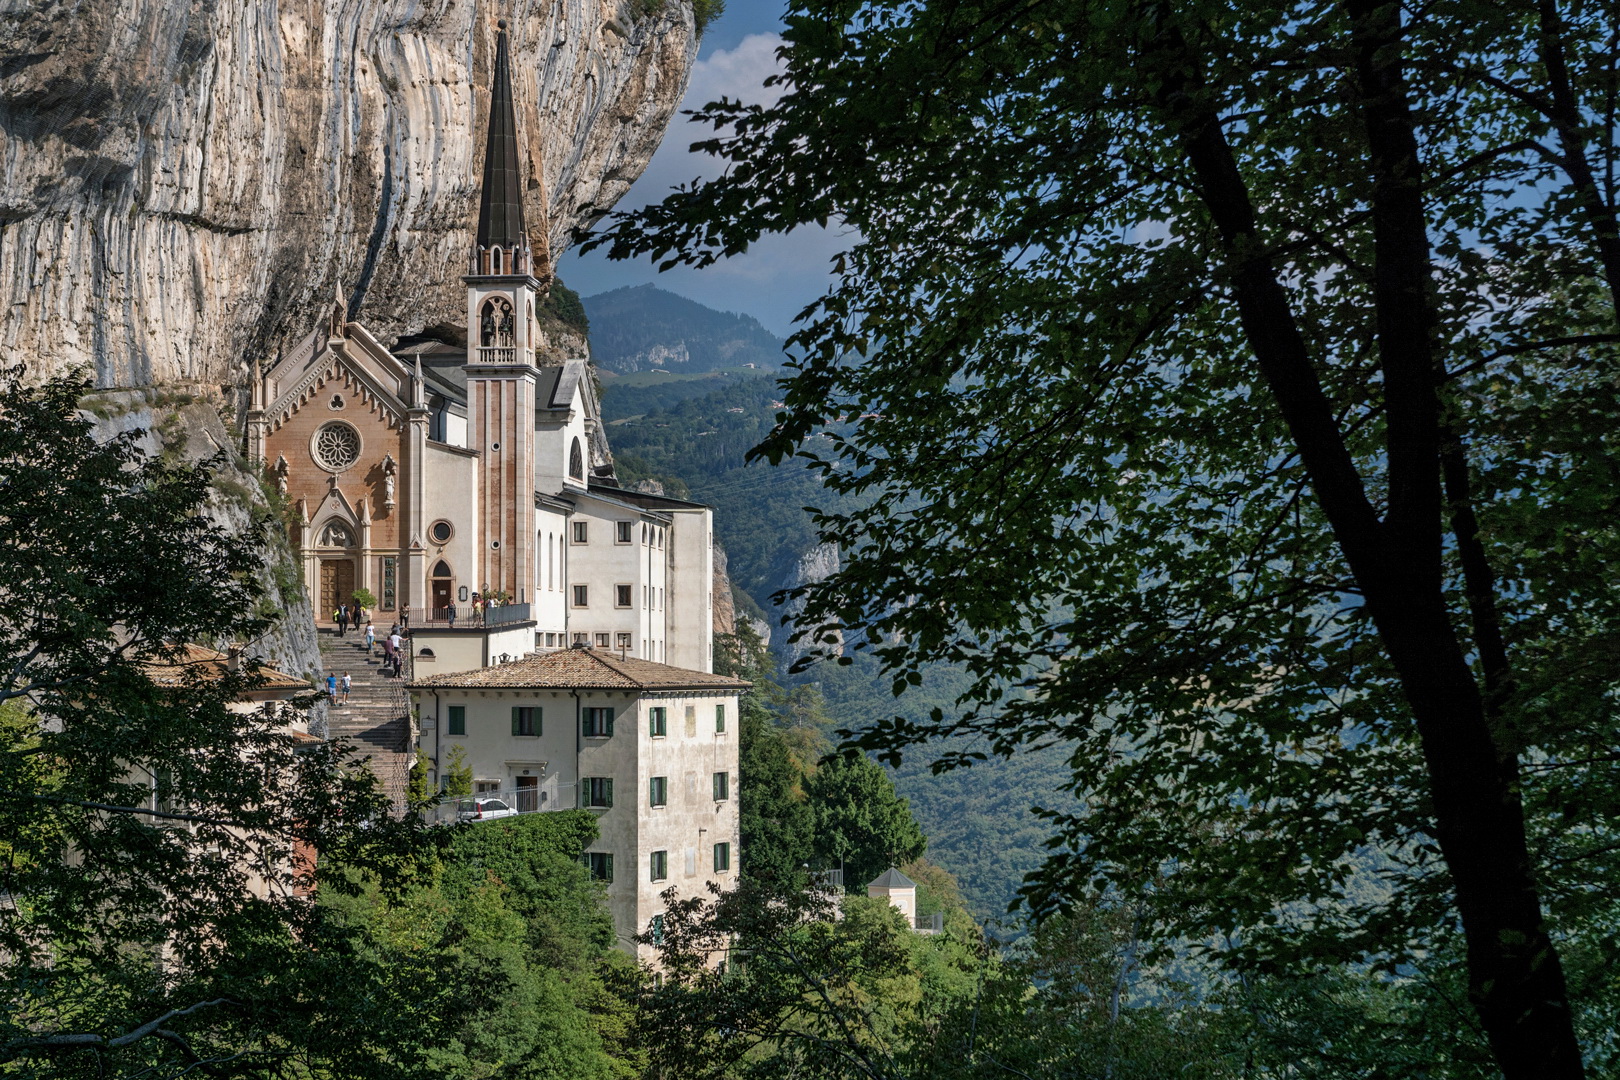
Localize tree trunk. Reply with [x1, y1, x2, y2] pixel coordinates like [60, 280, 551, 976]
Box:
[1147, 6, 1585, 1073]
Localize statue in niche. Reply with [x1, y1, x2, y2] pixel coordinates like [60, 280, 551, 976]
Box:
[271, 455, 289, 497]
[480, 297, 515, 347]
[382, 454, 397, 507]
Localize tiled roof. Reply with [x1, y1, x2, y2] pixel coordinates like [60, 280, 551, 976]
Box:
[409, 647, 751, 692]
[142, 644, 311, 694]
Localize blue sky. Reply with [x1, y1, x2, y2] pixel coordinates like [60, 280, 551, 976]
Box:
[555, 0, 845, 338]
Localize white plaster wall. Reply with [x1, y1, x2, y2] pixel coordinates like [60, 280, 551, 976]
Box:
[442, 412, 469, 449]
[535, 408, 588, 494]
[410, 631, 486, 676]
[665, 506, 714, 672]
[414, 687, 578, 802]
[422, 442, 480, 604]
[566, 496, 668, 659]
[624, 690, 739, 959]
[533, 503, 571, 644]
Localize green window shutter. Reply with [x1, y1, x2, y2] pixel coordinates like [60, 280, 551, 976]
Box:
[604, 853, 614, 883]
[447, 705, 465, 736]
[606, 710, 615, 737]
[604, 778, 613, 807]
[511, 706, 520, 735]
[535, 707, 542, 736]
[716, 703, 726, 733]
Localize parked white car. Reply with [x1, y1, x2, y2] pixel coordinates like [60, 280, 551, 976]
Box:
[456, 797, 517, 822]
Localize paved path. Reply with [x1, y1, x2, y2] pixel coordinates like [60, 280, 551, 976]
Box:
[318, 627, 413, 806]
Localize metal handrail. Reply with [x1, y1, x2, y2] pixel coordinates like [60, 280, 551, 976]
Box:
[418, 603, 532, 628]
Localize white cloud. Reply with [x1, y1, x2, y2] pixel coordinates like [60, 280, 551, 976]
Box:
[632, 33, 787, 199]
[559, 32, 846, 337]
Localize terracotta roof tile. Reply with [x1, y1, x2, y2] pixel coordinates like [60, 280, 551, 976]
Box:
[408, 647, 750, 692]
[142, 644, 311, 693]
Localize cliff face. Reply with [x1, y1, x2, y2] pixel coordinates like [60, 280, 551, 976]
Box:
[0, 0, 697, 388]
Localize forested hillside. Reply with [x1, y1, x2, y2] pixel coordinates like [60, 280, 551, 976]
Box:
[601, 371, 1063, 918]
[583, 285, 786, 374]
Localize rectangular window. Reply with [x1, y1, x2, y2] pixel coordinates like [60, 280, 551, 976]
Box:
[685, 705, 697, 737]
[616, 521, 633, 544]
[381, 556, 397, 610]
[571, 521, 589, 544]
[447, 704, 466, 736]
[616, 632, 632, 651]
[649, 776, 668, 807]
[511, 706, 539, 736]
[587, 852, 614, 882]
[572, 584, 589, 607]
[650, 850, 668, 882]
[572, 632, 588, 645]
[648, 706, 667, 737]
[651, 912, 665, 943]
[584, 776, 614, 808]
[713, 842, 731, 873]
[615, 584, 632, 608]
[595, 632, 611, 648]
[582, 707, 615, 738]
[713, 771, 729, 801]
[716, 703, 727, 733]
[545, 632, 556, 647]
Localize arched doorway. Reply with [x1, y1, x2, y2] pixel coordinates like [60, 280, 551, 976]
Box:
[431, 559, 454, 616]
[316, 519, 357, 618]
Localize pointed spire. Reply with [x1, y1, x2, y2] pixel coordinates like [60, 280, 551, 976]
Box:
[476, 19, 528, 259]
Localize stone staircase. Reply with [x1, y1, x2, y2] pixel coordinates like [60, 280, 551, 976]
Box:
[317, 627, 413, 806]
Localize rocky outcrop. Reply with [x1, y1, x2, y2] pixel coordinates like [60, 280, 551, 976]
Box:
[780, 542, 842, 661]
[84, 389, 323, 696]
[711, 535, 735, 638]
[0, 0, 698, 388]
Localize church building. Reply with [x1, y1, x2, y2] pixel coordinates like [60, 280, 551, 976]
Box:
[246, 21, 714, 674]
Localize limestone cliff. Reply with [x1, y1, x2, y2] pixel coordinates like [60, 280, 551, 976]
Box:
[0, 0, 697, 388]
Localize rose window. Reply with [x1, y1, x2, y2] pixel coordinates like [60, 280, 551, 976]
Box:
[313, 421, 361, 472]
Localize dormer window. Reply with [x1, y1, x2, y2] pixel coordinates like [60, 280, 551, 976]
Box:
[569, 438, 584, 482]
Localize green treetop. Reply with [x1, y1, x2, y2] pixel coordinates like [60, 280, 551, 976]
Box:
[585, 0, 1620, 1072]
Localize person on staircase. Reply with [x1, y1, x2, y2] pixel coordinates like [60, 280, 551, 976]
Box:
[364, 621, 376, 654]
[340, 672, 352, 704]
[336, 604, 348, 637]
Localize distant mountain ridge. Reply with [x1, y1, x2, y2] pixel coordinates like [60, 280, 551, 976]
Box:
[583, 284, 787, 373]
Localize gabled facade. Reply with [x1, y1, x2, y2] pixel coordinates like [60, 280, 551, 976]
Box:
[246, 21, 713, 674]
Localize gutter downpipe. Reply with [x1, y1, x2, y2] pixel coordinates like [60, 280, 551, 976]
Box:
[572, 689, 583, 808]
[432, 689, 443, 793]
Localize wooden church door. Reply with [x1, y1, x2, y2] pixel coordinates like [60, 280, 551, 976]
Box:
[320, 560, 355, 618]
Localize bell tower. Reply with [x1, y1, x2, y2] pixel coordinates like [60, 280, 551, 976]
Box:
[465, 18, 543, 604]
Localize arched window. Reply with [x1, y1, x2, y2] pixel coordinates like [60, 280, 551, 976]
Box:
[479, 296, 515, 347]
[569, 438, 584, 482]
[432, 560, 452, 579]
[317, 520, 355, 547]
